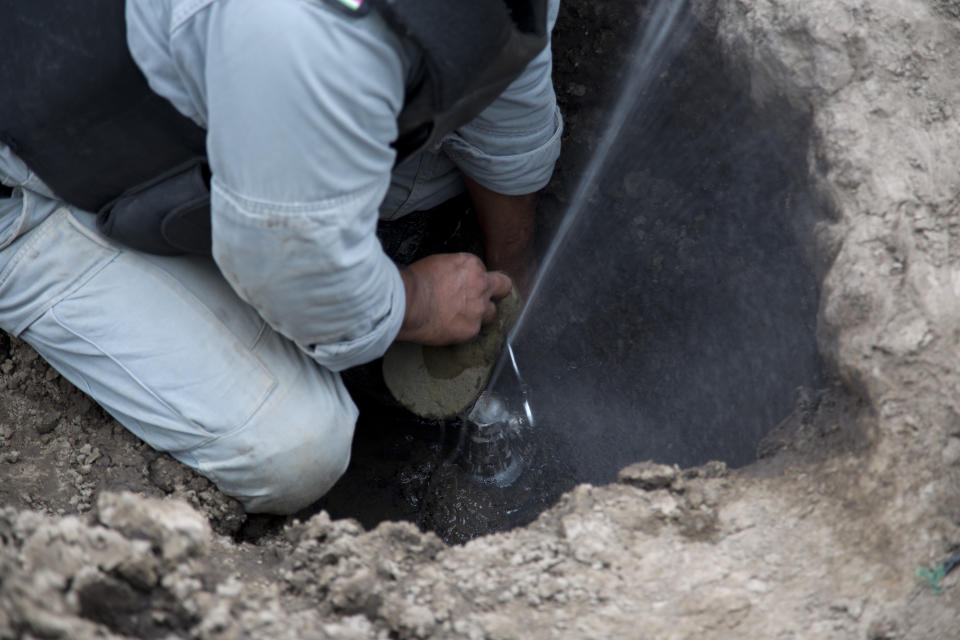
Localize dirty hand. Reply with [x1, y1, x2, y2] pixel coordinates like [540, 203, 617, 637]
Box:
[397, 253, 512, 346]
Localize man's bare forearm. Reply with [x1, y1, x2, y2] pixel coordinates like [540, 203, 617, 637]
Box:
[463, 175, 536, 289]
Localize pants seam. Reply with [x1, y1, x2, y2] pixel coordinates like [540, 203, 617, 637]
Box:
[0, 207, 63, 291]
[249, 317, 269, 352]
[14, 258, 119, 336]
[48, 305, 220, 450]
[187, 358, 288, 461]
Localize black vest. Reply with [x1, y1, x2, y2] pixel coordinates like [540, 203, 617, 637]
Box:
[0, 0, 547, 254]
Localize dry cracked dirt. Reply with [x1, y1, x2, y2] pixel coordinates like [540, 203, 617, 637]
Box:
[3, 0, 960, 638]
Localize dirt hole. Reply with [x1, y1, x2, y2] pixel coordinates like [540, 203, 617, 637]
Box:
[0, 1, 848, 548]
[313, 3, 835, 544]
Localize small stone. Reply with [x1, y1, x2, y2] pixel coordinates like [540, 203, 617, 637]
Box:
[215, 577, 244, 599]
[323, 615, 378, 640]
[746, 579, 770, 593]
[867, 618, 899, 640]
[0, 359, 13, 375]
[34, 411, 60, 435]
[115, 553, 160, 590]
[0, 451, 20, 464]
[97, 492, 211, 562]
[684, 460, 728, 479]
[77, 443, 93, 460]
[197, 603, 232, 637]
[72, 567, 145, 622]
[330, 568, 382, 616]
[943, 437, 960, 466]
[148, 456, 190, 493]
[617, 461, 679, 490]
[649, 493, 679, 517]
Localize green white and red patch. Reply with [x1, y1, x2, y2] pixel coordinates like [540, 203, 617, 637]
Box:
[334, 0, 363, 11]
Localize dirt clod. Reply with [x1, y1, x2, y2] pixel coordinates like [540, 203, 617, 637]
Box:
[616, 460, 680, 489]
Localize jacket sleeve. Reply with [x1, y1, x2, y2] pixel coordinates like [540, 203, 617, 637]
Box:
[441, 0, 564, 195]
[203, 1, 408, 371]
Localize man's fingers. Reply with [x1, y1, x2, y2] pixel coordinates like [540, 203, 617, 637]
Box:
[482, 299, 498, 324]
[485, 271, 513, 300]
[478, 270, 511, 326]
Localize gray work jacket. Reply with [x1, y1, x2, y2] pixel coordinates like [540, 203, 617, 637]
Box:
[0, 0, 562, 371]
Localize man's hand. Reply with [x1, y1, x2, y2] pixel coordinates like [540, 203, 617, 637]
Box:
[397, 253, 512, 346]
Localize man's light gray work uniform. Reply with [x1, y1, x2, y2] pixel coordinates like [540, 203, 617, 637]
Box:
[0, 0, 562, 513]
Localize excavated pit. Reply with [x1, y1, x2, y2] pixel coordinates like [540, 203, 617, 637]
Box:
[3, 1, 960, 638]
[316, 0, 829, 544]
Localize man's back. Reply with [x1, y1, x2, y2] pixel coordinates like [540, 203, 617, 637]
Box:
[0, 0, 562, 514]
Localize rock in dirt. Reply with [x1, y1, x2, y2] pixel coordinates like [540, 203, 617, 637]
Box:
[96, 491, 210, 562]
[617, 460, 680, 489]
[34, 410, 60, 435]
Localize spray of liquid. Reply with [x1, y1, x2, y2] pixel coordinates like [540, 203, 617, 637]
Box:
[461, 0, 696, 486]
[509, 0, 695, 349]
[460, 345, 533, 487]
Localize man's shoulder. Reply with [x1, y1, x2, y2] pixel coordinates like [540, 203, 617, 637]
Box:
[197, 0, 408, 85]
[312, 0, 373, 18]
[166, 0, 359, 36]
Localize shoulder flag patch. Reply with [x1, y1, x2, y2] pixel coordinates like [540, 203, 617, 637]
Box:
[319, 0, 371, 16]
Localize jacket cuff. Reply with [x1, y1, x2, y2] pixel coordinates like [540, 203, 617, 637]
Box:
[299, 259, 406, 372]
[443, 106, 563, 195]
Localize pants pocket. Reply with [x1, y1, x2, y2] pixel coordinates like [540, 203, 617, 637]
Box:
[12, 209, 277, 453]
[0, 208, 118, 335]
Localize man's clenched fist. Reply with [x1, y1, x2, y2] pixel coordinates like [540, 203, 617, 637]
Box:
[397, 253, 512, 346]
